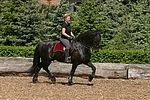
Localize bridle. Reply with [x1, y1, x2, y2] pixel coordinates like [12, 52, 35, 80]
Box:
[72, 39, 91, 49]
[75, 38, 98, 50]
[81, 43, 91, 49]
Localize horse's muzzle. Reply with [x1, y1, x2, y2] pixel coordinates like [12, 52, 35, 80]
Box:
[92, 48, 99, 53]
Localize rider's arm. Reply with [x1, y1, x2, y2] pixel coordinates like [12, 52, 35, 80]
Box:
[71, 32, 75, 37]
[62, 28, 71, 38]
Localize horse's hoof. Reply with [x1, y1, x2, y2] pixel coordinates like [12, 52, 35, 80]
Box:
[88, 75, 93, 82]
[68, 81, 74, 86]
[51, 79, 56, 84]
[33, 78, 38, 83]
[68, 82, 74, 86]
[51, 76, 56, 82]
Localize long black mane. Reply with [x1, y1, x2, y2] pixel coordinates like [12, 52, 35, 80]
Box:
[76, 30, 99, 41]
[76, 30, 100, 49]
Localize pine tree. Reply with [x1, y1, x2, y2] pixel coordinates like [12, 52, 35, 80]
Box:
[0, 0, 24, 45]
[104, 0, 150, 50]
[72, 0, 109, 36]
[72, 0, 117, 49]
[39, 0, 71, 41]
[13, 0, 42, 46]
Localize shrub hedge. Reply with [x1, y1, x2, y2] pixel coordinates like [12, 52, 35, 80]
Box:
[0, 46, 35, 58]
[0, 46, 150, 64]
[91, 50, 150, 64]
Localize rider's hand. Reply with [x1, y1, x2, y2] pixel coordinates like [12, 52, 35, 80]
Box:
[68, 36, 73, 40]
[72, 35, 75, 40]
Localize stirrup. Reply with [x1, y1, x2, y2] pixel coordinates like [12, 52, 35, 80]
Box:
[64, 56, 71, 63]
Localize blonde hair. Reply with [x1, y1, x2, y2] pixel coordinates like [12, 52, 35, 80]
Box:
[63, 14, 71, 20]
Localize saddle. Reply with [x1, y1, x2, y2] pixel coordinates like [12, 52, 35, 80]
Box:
[53, 42, 74, 53]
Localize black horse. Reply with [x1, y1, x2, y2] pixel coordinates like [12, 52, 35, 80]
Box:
[28, 30, 101, 85]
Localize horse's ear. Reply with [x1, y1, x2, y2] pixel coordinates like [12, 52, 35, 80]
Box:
[95, 31, 101, 35]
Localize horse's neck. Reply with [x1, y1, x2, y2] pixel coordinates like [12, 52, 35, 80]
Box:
[74, 42, 91, 60]
[75, 41, 90, 50]
[76, 39, 91, 49]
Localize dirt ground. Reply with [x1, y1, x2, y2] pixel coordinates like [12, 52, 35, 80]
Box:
[0, 76, 150, 100]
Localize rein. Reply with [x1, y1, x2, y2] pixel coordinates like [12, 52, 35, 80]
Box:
[80, 42, 91, 49]
[74, 38, 92, 49]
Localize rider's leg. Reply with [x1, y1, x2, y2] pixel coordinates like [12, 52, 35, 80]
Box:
[60, 38, 71, 63]
[64, 47, 71, 62]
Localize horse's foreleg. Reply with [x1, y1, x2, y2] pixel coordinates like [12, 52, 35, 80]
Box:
[33, 63, 42, 83]
[43, 62, 56, 83]
[68, 63, 78, 85]
[85, 62, 96, 82]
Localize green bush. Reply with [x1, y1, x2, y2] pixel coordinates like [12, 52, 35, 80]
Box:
[91, 50, 150, 64]
[0, 46, 35, 58]
[0, 46, 150, 64]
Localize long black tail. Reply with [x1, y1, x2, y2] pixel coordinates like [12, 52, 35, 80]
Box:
[26, 44, 40, 74]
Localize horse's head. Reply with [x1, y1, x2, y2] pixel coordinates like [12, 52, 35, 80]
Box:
[90, 31, 101, 53]
[76, 30, 101, 52]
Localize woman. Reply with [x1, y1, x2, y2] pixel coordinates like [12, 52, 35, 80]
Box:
[60, 14, 75, 63]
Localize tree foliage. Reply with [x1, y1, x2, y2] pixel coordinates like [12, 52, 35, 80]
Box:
[0, 0, 150, 50]
[72, 0, 150, 50]
[72, 0, 109, 35]
[0, 0, 70, 46]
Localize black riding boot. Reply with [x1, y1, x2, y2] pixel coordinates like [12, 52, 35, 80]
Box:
[64, 48, 71, 63]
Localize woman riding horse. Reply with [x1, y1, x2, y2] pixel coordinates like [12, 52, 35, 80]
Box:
[60, 14, 75, 63]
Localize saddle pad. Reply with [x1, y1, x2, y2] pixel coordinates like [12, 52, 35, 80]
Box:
[53, 42, 74, 53]
[53, 42, 64, 52]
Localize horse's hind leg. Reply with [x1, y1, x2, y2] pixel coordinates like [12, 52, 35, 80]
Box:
[43, 62, 56, 83]
[33, 62, 42, 83]
[85, 62, 96, 82]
